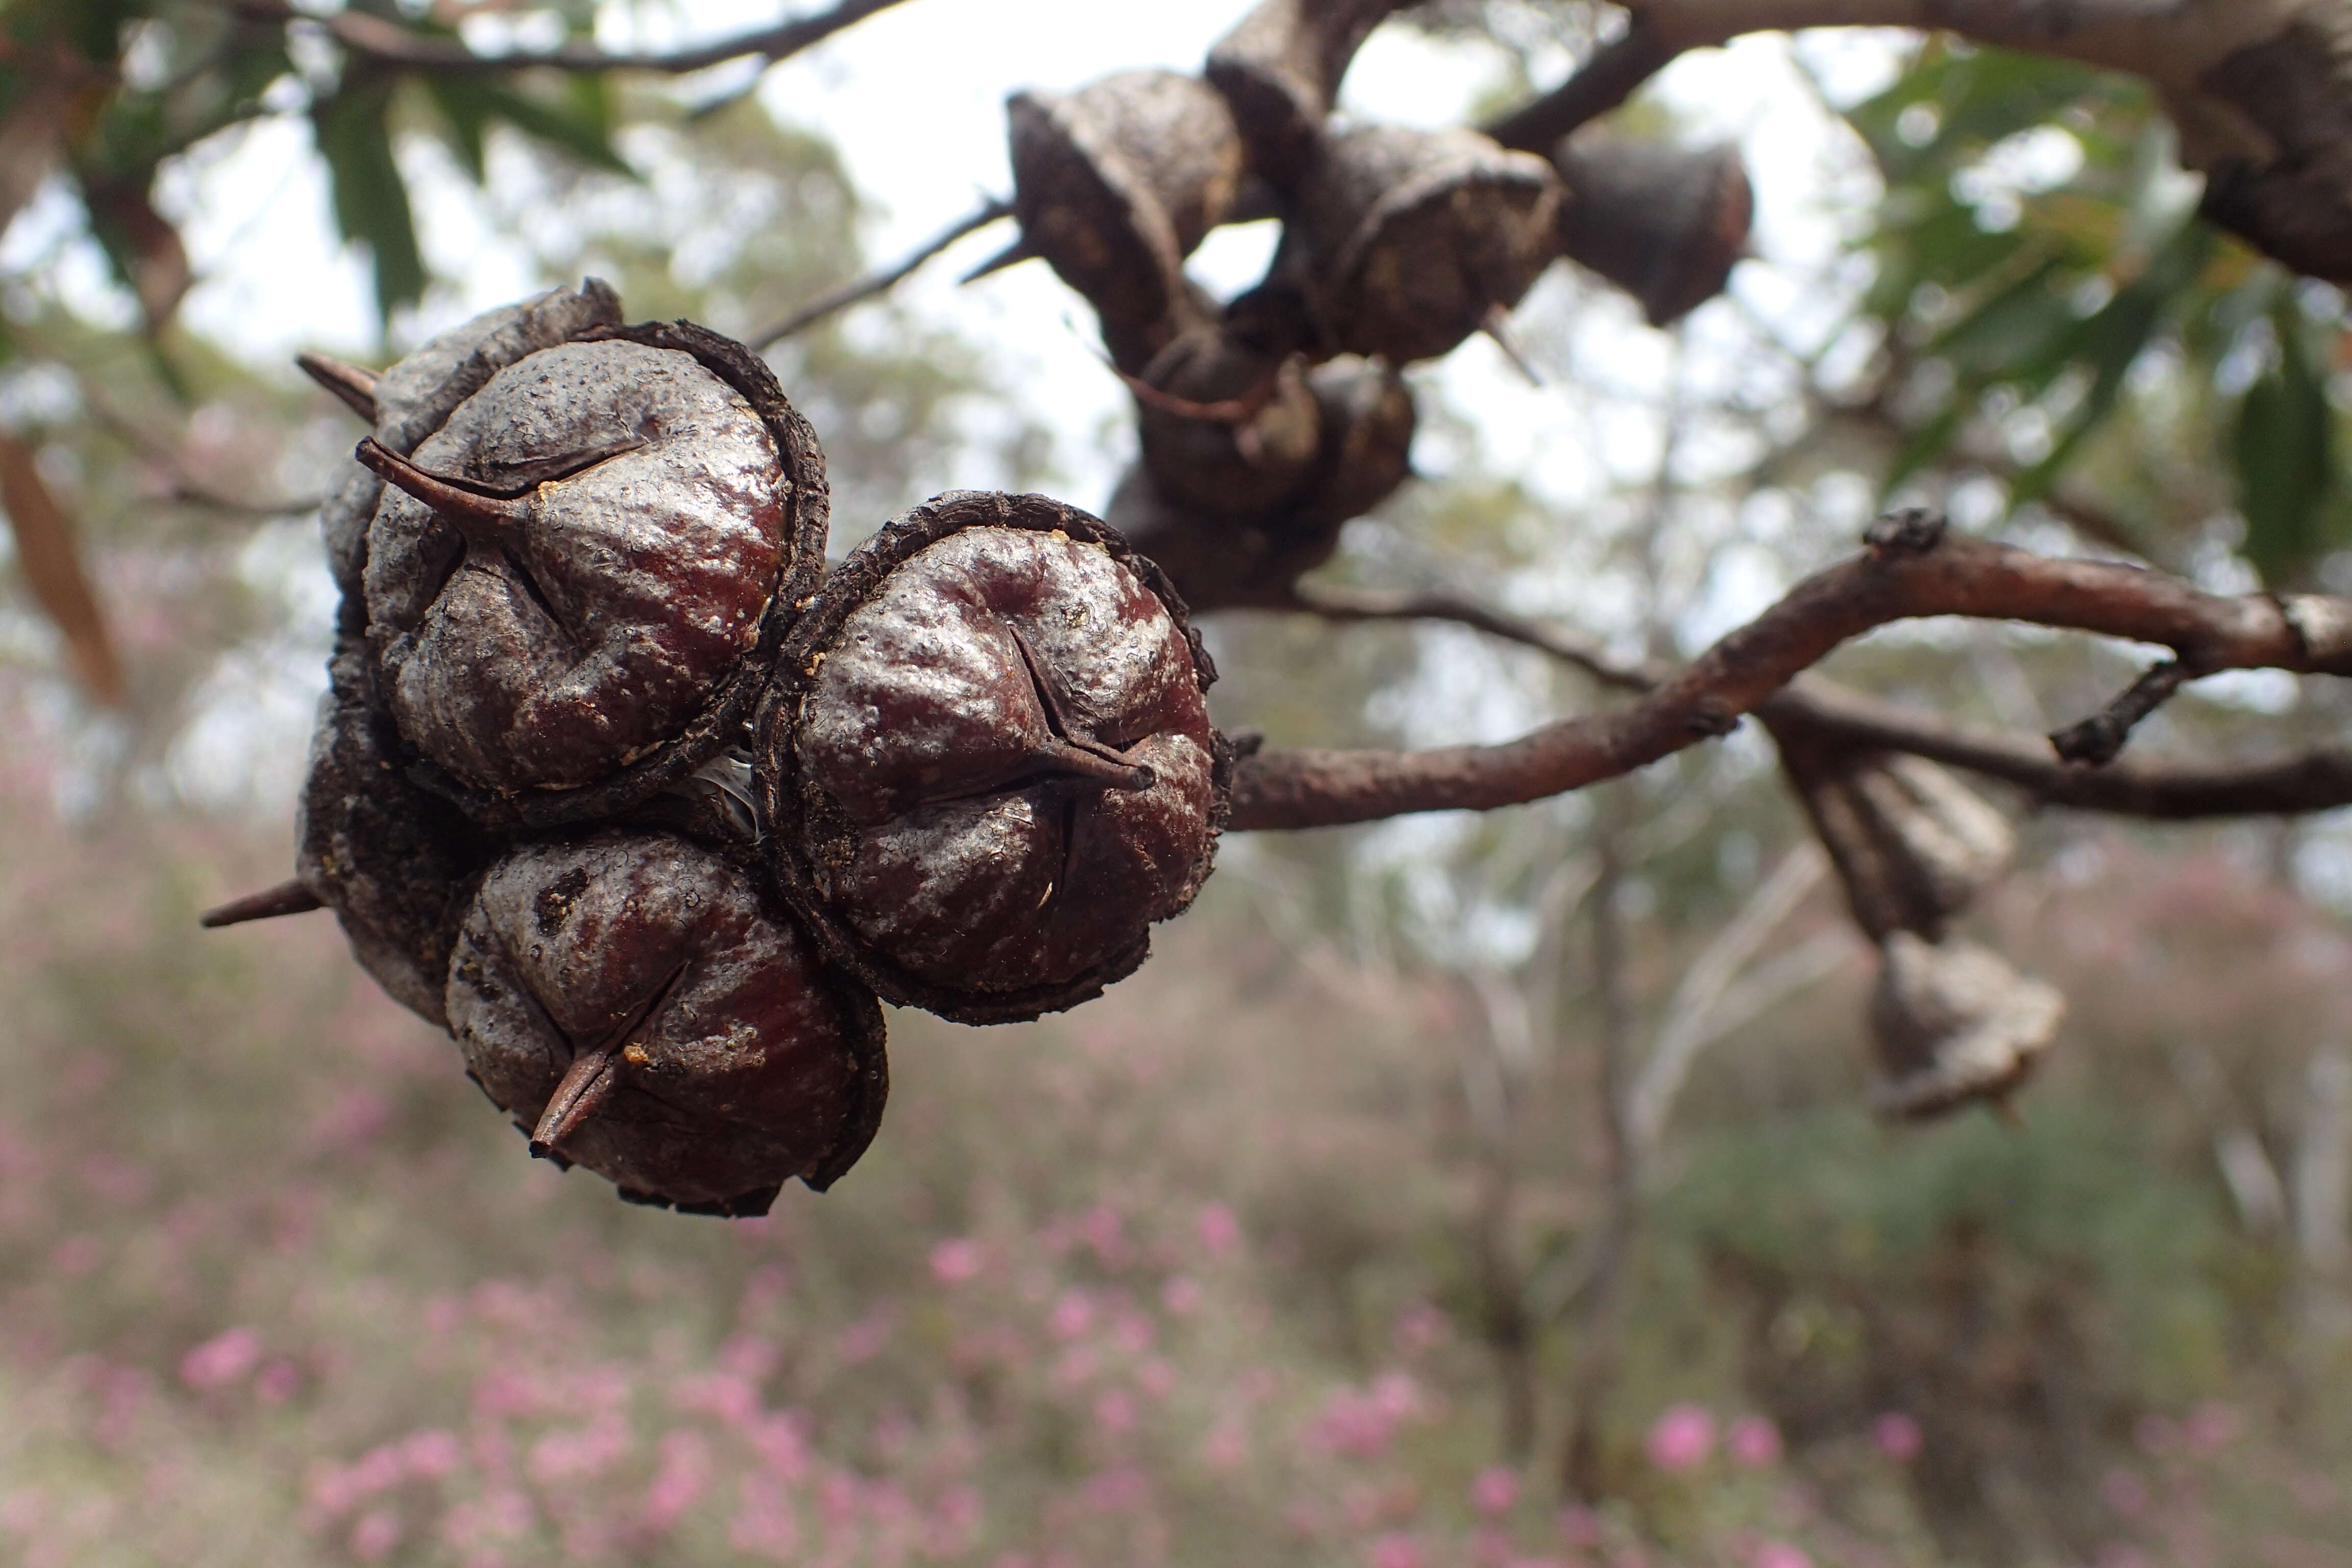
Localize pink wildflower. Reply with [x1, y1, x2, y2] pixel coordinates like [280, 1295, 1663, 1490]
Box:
[1049, 1290, 1095, 1341]
[401, 1429, 464, 1480]
[640, 1431, 710, 1534]
[1751, 1544, 1811, 1568]
[254, 1360, 302, 1406]
[1645, 1405, 1714, 1472]
[930, 1238, 985, 1285]
[350, 1508, 400, 1562]
[2102, 1467, 2152, 1518]
[1161, 1276, 1204, 1315]
[1138, 1359, 1177, 1399]
[1728, 1415, 1783, 1467]
[1556, 1505, 1601, 1547]
[1095, 1389, 1136, 1434]
[1871, 1412, 1923, 1463]
[1196, 1203, 1241, 1258]
[1371, 1534, 1425, 1568]
[1471, 1466, 1521, 1516]
[179, 1327, 261, 1392]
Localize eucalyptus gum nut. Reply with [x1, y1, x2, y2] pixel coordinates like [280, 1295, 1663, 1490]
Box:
[319, 464, 384, 631]
[444, 831, 887, 1213]
[360, 321, 828, 826]
[1780, 731, 2015, 942]
[1206, 0, 1408, 183]
[1869, 933, 2064, 1119]
[1295, 123, 1563, 363]
[296, 639, 493, 1026]
[1135, 325, 1322, 517]
[760, 491, 1228, 1025]
[1007, 70, 1247, 373]
[1105, 355, 1414, 613]
[1550, 132, 1753, 327]
[371, 279, 624, 455]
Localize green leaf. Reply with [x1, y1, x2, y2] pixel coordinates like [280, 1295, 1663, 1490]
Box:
[422, 77, 633, 183]
[2236, 304, 2339, 585]
[311, 86, 425, 327]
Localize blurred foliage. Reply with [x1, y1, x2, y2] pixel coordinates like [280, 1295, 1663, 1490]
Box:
[1844, 41, 2352, 584]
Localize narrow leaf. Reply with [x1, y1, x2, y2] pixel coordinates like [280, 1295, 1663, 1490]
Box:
[0, 432, 125, 705]
[2236, 306, 2338, 585]
[311, 86, 426, 326]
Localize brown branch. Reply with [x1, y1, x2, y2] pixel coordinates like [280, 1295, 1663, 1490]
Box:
[1483, 24, 1677, 152]
[228, 0, 913, 77]
[2048, 658, 2191, 765]
[749, 199, 1010, 348]
[1231, 509, 2352, 830]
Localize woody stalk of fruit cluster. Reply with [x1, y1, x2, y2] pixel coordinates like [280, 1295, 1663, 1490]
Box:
[204, 0, 2352, 1213]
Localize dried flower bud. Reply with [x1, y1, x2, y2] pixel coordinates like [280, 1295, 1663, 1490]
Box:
[1007, 71, 1248, 373]
[297, 641, 494, 1026]
[759, 491, 1227, 1024]
[1207, 0, 1408, 182]
[1870, 932, 2064, 1118]
[1293, 124, 1562, 363]
[1782, 736, 2015, 941]
[359, 320, 828, 827]
[445, 831, 886, 1214]
[1549, 132, 1752, 327]
[1109, 353, 1414, 611]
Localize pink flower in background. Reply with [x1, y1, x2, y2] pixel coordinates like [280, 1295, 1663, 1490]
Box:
[1161, 1276, 1203, 1315]
[1138, 1359, 1177, 1398]
[1751, 1543, 1811, 1568]
[1390, 1301, 1452, 1355]
[1049, 1290, 1095, 1340]
[1082, 1203, 1128, 1266]
[1871, 1413, 1923, 1463]
[1196, 1203, 1241, 1258]
[1645, 1405, 1714, 1472]
[400, 1429, 463, 1480]
[1203, 1412, 1250, 1471]
[179, 1327, 261, 1392]
[1728, 1415, 1783, 1467]
[1471, 1466, 1521, 1516]
[1371, 1533, 1424, 1568]
[728, 1475, 801, 1561]
[2184, 1401, 2240, 1450]
[1556, 1506, 1601, 1547]
[349, 1507, 400, 1561]
[244, 1358, 298, 1405]
[930, 1237, 985, 1285]
[2101, 1467, 2152, 1518]
[834, 1309, 895, 1365]
[1113, 1311, 1156, 1354]
[1095, 1388, 1136, 1434]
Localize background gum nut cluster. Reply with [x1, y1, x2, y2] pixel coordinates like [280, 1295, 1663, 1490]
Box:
[214, 283, 1228, 1216]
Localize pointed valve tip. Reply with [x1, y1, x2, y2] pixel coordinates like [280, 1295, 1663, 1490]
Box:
[297, 352, 381, 425]
[1481, 303, 1544, 386]
[959, 236, 1038, 285]
[199, 879, 325, 929]
[353, 439, 531, 545]
[529, 1044, 621, 1159]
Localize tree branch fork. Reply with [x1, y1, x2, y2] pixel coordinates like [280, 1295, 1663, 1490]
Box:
[1229, 509, 2352, 831]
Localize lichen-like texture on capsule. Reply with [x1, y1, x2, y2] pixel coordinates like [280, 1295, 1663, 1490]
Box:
[445, 831, 887, 1215]
[1869, 932, 2064, 1120]
[297, 640, 493, 1027]
[360, 320, 828, 827]
[760, 491, 1228, 1025]
[1294, 124, 1562, 364]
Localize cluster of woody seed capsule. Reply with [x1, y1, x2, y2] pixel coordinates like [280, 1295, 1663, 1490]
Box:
[206, 282, 1227, 1217]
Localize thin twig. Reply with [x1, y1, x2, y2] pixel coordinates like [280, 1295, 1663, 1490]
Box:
[1234, 509, 2352, 830]
[1483, 24, 1677, 152]
[225, 0, 914, 77]
[2048, 658, 2191, 766]
[749, 198, 1012, 348]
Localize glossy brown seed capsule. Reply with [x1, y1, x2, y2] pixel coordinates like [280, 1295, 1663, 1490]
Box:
[1869, 932, 2064, 1119]
[445, 831, 887, 1215]
[1132, 315, 1322, 518]
[1292, 123, 1563, 364]
[1108, 353, 1414, 612]
[359, 319, 828, 828]
[293, 640, 495, 1027]
[1549, 131, 1752, 327]
[1206, 0, 1408, 183]
[1005, 70, 1249, 373]
[314, 281, 625, 619]
[1778, 734, 2014, 943]
[758, 491, 1228, 1025]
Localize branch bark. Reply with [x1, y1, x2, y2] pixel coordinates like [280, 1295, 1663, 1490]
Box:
[1485, 0, 2352, 282]
[1233, 510, 2352, 830]
[229, 0, 913, 77]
